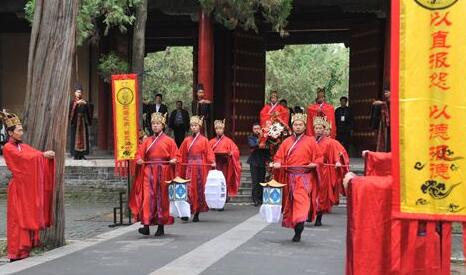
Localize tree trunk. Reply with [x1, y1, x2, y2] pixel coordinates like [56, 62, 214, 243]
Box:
[22, 0, 78, 248]
[132, 0, 148, 125]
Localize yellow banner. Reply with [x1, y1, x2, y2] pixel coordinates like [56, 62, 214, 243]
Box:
[398, 0, 466, 218]
[111, 74, 139, 161]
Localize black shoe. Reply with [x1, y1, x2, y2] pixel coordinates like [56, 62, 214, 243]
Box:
[180, 217, 189, 222]
[314, 213, 323, 227]
[292, 222, 304, 242]
[154, 225, 164, 237]
[192, 213, 200, 222]
[73, 156, 79, 160]
[217, 207, 225, 211]
[138, 225, 150, 235]
[81, 156, 87, 160]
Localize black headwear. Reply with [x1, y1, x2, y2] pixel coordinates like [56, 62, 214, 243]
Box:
[196, 83, 204, 91]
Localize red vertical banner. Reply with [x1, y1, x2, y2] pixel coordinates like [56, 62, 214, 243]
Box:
[392, 0, 466, 221]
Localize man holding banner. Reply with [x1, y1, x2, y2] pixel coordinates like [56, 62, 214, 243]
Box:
[129, 112, 178, 237]
[178, 116, 216, 222]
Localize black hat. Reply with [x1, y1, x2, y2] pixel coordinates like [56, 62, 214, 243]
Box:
[196, 83, 204, 91]
[74, 83, 83, 91]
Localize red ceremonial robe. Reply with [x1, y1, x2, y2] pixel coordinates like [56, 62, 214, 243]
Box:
[330, 138, 350, 200]
[347, 152, 451, 275]
[129, 133, 177, 225]
[315, 136, 341, 212]
[274, 134, 322, 228]
[178, 133, 215, 214]
[306, 102, 336, 138]
[259, 103, 290, 127]
[209, 135, 241, 197]
[3, 138, 55, 260]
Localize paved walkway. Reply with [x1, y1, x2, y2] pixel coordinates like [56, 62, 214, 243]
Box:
[0, 205, 347, 275]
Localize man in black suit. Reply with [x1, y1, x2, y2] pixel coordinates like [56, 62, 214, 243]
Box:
[335, 96, 354, 153]
[143, 93, 168, 135]
[169, 101, 190, 147]
[247, 122, 270, 206]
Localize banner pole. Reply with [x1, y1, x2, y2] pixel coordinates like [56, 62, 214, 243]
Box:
[127, 159, 132, 224]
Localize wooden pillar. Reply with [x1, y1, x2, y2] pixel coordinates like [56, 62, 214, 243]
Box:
[97, 78, 108, 150]
[197, 10, 214, 101]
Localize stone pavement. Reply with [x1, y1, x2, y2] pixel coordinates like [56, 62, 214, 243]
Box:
[0, 205, 347, 275]
[0, 201, 117, 241]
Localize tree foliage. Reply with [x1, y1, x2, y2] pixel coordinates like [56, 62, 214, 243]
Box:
[199, 0, 293, 36]
[97, 52, 130, 83]
[25, 0, 141, 45]
[266, 44, 349, 108]
[143, 47, 194, 110]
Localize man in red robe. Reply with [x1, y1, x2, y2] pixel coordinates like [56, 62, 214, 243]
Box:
[209, 119, 241, 200]
[306, 88, 336, 138]
[313, 116, 342, 226]
[260, 91, 290, 128]
[0, 111, 55, 261]
[130, 112, 178, 237]
[271, 113, 322, 242]
[324, 124, 350, 201]
[178, 116, 216, 222]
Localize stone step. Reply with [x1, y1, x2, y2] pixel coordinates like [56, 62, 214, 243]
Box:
[229, 194, 253, 203]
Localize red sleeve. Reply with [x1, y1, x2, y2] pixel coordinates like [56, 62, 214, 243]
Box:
[280, 105, 290, 127]
[135, 139, 148, 161]
[273, 139, 287, 164]
[205, 139, 215, 164]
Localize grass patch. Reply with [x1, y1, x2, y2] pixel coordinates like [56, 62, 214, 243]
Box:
[0, 240, 6, 257]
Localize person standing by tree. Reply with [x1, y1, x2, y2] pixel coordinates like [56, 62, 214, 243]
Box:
[143, 93, 168, 136]
[177, 116, 215, 222]
[1, 111, 55, 261]
[169, 101, 190, 147]
[335, 96, 354, 153]
[130, 112, 177, 237]
[209, 119, 242, 201]
[247, 122, 270, 206]
[270, 113, 322, 242]
[69, 83, 92, 160]
[260, 91, 290, 128]
[192, 84, 213, 138]
[306, 88, 336, 138]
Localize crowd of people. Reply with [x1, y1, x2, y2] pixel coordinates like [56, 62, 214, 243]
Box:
[1, 81, 391, 261]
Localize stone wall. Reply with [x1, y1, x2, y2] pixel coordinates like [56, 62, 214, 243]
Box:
[0, 165, 128, 203]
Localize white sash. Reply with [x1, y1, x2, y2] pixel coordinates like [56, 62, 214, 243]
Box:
[145, 132, 163, 154]
[268, 103, 279, 114]
[188, 133, 200, 152]
[286, 134, 304, 157]
[212, 135, 224, 150]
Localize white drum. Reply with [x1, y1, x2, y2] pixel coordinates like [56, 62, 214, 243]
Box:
[205, 169, 227, 209]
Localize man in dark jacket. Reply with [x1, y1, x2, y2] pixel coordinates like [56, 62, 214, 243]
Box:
[335, 96, 354, 153]
[143, 93, 168, 135]
[247, 122, 270, 206]
[169, 101, 190, 147]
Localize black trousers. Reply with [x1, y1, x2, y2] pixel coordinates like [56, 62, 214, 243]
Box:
[336, 131, 351, 154]
[250, 164, 266, 203]
[173, 125, 186, 148]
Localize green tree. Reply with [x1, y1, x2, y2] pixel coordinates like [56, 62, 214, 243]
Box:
[199, 0, 293, 36]
[143, 47, 194, 111]
[266, 44, 349, 108]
